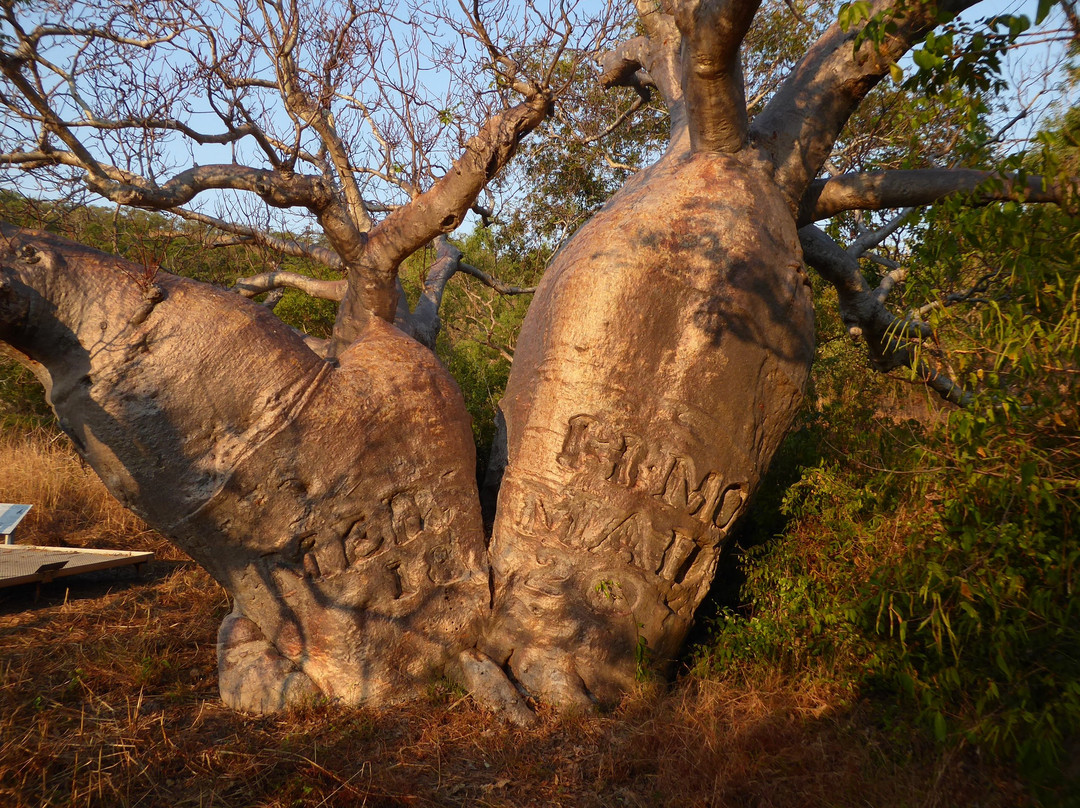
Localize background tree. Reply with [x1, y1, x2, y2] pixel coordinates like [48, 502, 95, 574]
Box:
[0, 0, 1074, 722]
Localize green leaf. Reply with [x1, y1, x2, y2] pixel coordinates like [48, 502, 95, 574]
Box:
[838, 1, 872, 31]
[934, 711, 948, 741]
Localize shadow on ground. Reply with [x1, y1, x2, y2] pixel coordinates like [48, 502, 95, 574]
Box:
[0, 551, 1043, 808]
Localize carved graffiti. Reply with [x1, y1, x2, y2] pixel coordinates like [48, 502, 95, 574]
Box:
[556, 413, 745, 532]
[425, 543, 464, 585]
[508, 482, 718, 595]
[495, 413, 753, 613]
[300, 489, 455, 582]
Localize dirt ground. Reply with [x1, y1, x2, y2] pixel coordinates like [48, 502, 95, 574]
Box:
[0, 553, 1037, 808]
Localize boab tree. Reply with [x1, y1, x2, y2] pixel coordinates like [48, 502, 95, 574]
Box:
[0, 0, 1072, 719]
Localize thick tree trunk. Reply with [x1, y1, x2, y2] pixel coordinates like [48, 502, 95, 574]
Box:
[1, 141, 814, 714]
[0, 225, 491, 712]
[482, 148, 815, 705]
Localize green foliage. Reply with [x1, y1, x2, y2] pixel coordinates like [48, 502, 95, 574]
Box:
[699, 382, 1078, 779]
[867, 172, 1080, 774]
[871, 397, 1079, 773]
[904, 13, 1034, 96]
[271, 289, 339, 340]
[837, 1, 873, 33]
[838, 1, 1052, 96]
[692, 402, 919, 689]
[0, 358, 52, 431]
[696, 124, 1080, 782]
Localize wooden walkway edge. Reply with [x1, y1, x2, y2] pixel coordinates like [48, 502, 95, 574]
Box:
[0, 545, 155, 589]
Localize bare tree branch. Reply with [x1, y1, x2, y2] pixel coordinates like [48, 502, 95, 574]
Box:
[407, 236, 535, 350]
[260, 0, 374, 233]
[410, 236, 462, 349]
[599, 11, 686, 145]
[801, 168, 1072, 224]
[753, 0, 981, 206]
[232, 271, 346, 301]
[914, 267, 1003, 319]
[335, 92, 551, 347]
[0, 0, 615, 357]
[457, 262, 536, 296]
[169, 209, 345, 269]
[847, 206, 916, 258]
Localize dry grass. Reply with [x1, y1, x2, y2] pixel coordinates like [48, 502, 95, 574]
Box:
[0, 430, 183, 559]
[0, 431, 1041, 807]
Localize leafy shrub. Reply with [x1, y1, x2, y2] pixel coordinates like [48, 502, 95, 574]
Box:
[696, 194, 1080, 782]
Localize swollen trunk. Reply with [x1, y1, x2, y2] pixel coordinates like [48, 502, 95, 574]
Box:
[483, 150, 816, 704]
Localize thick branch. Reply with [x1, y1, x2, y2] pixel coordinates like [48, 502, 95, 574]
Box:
[753, 0, 980, 206]
[371, 93, 552, 266]
[800, 169, 1071, 225]
[598, 36, 654, 90]
[668, 0, 762, 153]
[411, 236, 462, 350]
[232, 271, 345, 301]
[329, 93, 551, 351]
[799, 224, 969, 406]
[4, 158, 337, 214]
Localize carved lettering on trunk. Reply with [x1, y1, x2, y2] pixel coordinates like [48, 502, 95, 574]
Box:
[331, 490, 457, 575]
[508, 486, 722, 595]
[556, 413, 746, 530]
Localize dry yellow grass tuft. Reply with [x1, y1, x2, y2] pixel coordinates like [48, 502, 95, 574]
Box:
[0, 430, 183, 559]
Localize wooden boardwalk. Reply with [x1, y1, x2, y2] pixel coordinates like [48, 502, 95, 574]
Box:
[0, 545, 154, 589]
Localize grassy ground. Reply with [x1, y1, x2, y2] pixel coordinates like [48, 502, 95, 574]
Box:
[0, 433, 1036, 807]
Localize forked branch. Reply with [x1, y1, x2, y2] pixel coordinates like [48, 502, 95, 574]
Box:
[408, 236, 535, 350]
[799, 224, 971, 406]
[599, 9, 686, 145]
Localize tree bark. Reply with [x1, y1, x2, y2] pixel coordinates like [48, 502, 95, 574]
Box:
[481, 146, 815, 705]
[0, 224, 497, 713]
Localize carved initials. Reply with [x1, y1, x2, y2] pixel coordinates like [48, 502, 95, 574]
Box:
[557, 413, 745, 530]
[557, 414, 625, 479]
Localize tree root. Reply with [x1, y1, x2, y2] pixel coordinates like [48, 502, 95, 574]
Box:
[455, 649, 537, 727]
[217, 610, 320, 714]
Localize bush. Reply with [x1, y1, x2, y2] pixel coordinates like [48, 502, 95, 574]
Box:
[696, 198, 1080, 782]
[0, 357, 54, 431]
